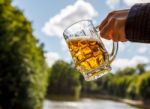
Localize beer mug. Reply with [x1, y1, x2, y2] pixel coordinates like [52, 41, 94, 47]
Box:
[63, 20, 118, 81]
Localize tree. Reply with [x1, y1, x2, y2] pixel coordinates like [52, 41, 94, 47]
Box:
[126, 75, 139, 99]
[107, 75, 133, 97]
[47, 60, 81, 99]
[116, 67, 136, 76]
[0, 1, 49, 109]
[136, 64, 146, 74]
[93, 73, 114, 94]
[81, 81, 98, 94]
[137, 72, 150, 100]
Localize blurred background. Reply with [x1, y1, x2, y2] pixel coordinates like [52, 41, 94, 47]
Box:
[0, 0, 150, 109]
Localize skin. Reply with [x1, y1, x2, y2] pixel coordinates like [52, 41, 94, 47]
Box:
[99, 9, 129, 42]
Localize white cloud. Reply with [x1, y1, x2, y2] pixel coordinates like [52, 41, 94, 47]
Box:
[42, 0, 98, 38]
[112, 55, 149, 69]
[42, 0, 98, 51]
[106, 0, 120, 9]
[44, 52, 60, 67]
[138, 46, 148, 54]
[106, 0, 150, 9]
[124, 0, 150, 6]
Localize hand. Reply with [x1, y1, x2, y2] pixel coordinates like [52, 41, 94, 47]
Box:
[99, 9, 129, 42]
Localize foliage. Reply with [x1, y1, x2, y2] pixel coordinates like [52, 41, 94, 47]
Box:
[47, 60, 81, 99]
[0, 1, 49, 109]
[81, 81, 98, 94]
[116, 67, 136, 76]
[46, 58, 150, 102]
[0, 0, 150, 108]
[137, 72, 150, 100]
[136, 64, 146, 74]
[96, 73, 114, 94]
[0, 0, 11, 4]
[107, 75, 133, 97]
[80, 65, 150, 101]
[126, 75, 139, 99]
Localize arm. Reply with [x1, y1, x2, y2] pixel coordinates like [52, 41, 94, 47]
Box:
[99, 3, 150, 43]
[125, 3, 150, 43]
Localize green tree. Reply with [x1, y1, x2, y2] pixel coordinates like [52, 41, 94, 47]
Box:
[95, 73, 114, 94]
[107, 76, 133, 97]
[116, 67, 136, 76]
[137, 72, 150, 100]
[81, 81, 98, 94]
[136, 64, 146, 74]
[47, 60, 81, 99]
[0, 1, 49, 109]
[126, 75, 139, 99]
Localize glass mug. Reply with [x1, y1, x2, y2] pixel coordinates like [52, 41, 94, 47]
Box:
[63, 20, 118, 81]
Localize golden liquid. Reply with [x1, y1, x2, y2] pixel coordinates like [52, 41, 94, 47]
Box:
[67, 37, 109, 79]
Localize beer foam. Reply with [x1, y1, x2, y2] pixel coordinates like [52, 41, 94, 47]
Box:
[67, 36, 98, 42]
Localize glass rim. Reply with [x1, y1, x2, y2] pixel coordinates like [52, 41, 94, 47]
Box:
[63, 19, 92, 35]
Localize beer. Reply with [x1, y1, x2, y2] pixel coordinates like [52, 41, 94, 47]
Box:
[67, 36, 109, 77]
[63, 20, 117, 81]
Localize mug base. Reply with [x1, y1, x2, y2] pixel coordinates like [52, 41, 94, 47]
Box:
[84, 64, 111, 81]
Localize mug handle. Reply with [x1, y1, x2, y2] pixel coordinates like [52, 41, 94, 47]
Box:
[95, 26, 118, 64]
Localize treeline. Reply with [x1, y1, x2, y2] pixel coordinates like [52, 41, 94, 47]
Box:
[47, 60, 150, 102]
[81, 64, 150, 101]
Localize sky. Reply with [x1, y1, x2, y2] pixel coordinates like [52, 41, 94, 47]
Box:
[12, 0, 150, 71]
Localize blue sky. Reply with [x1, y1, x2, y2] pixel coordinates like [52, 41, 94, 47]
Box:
[12, 0, 150, 71]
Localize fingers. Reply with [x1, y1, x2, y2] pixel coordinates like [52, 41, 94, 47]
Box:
[99, 10, 127, 30]
[99, 11, 116, 30]
[99, 9, 129, 42]
[100, 17, 116, 40]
